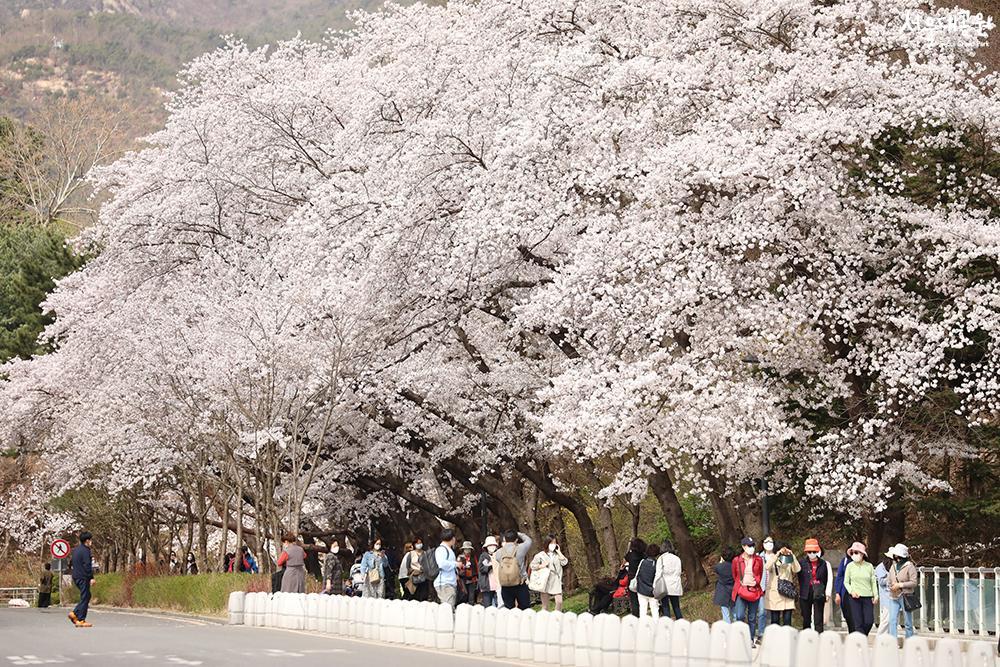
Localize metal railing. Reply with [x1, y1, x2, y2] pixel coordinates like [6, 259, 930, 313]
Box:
[916, 566, 998, 637]
[0, 587, 38, 605]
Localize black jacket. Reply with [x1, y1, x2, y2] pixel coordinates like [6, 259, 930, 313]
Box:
[625, 550, 643, 580]
[634, 558, 657, 597]
[70, 544, 93, 583]
[713, 560, 735, 607]
[798, 556, 829, 599]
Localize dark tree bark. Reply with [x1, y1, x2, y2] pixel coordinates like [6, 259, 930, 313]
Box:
[648, 469, 709, 589]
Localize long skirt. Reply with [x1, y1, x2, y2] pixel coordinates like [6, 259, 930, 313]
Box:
[362, 578, 386, 598]
[280, 565, 306, 593]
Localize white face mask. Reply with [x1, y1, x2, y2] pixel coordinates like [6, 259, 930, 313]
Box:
[763, 541, 774, 552]
[332, 546, 340, 554]
[415, 544, 422, 551]
[851, 553, 863, 563]
[487, 545, 497, 553]
[374, 544, 381, 552]
[743, 546, 755, 555]
[807, 553, 818, 561]
[549, 544, 557, 552]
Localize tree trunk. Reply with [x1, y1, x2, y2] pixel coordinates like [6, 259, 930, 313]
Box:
[648, 469, 709, 589]
[596, 499, 620, 571]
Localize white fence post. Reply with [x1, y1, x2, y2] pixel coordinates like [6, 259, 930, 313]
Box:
[669, 619, 691, 667]
[966, 640, 995, 667]
[544, 609, 562, 665]
[688, 620, 711, 667]
[636, 616, 656, 667]
[601, 612, 622, 667]
[947, 567, 958, 635]
[494, 607, 509, 657]
[244, 592, 257, 627]
[995, 568, 1000, 640]
[435, 601, 454, 650]
[519, 608, 536, 661]
[918, 567, 928, 632]
[815, 627, 842, 667]
[724, 622, 751, 667]
[902, 636, 931, 665]
[708, 620, 729, 667]
[574, 612, 593, 667]
[653, 616, 673, 667]
[619, 614, 638, 667]
[227, 590, 245, 625]
[793, 628, 819, 667]
[454, 603, 471, 652]
[469, 604, 484, 654]
[482, 606, 497, 656]
[977, 567, 987, 636]
[933, 638, 962, 667]
[759, 624, 795, 667]
[933, 567, 943, 634]
[560, 612, 578, 667]
[873, 634, 899, 667]
[505, 609, 522, 659]
[533, 609, 550, 663]
[962, 567, 971, 637]
[841, 632, 869, 666]
[589, 614, 605, 667]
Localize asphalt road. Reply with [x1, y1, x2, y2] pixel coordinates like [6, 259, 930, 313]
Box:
[0, 608, 520, 666]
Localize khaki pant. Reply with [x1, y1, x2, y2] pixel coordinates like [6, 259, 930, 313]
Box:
[436, 584, 457, 608]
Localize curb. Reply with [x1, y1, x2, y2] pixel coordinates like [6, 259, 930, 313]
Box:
[88, 604, 227, 625]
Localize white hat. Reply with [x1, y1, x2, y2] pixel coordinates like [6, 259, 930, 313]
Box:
[483, 536, 498, 548]
[890, 543, 909, 559]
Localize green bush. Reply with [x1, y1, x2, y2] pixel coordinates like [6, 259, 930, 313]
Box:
[131, 573, 269, 615]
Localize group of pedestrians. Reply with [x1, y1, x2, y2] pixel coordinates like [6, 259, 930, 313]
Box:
[713, 536, 919, 644]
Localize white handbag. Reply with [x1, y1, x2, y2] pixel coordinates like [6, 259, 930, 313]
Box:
[528, 554, 551, 592]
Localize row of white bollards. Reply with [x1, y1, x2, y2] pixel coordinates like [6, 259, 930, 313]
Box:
[228, 592, 996, 666]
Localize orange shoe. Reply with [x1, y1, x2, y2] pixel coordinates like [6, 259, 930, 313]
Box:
[75, 620, 92, 628]
[68, 612, 78, 625]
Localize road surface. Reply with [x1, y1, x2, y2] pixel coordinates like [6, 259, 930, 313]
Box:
[0, 607, 519, 666]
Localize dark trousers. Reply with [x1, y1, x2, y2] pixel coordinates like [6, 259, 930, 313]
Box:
[501, 583, 530, 610]
[628, 591, 639, 617]
[481, 590, 498, 607]
[660, 595, 682, 619]
[800, 595, 825, 633]
[73, 579, 91, 621]
[37, 592, 51, 608]
[413, 581, 429, 602]
[840, 594, 854, 632]
[770, 609, 793, 626]
[846, 596, 874, 635]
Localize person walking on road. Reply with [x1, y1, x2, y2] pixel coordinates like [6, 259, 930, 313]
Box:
[277, 533, 307, 594]
[732, 536, 764, 646]
[756, 537, 776, 641]
[834, 545, 854, 632]
[479, 536, 499, 608]
[798, 539, 831, 633]
[874, 551, 893, 635]
[714, 547, 737, 623]
[886, 543, 917, 639]
[529, 534, 569, 611]
[844, 541, 878, 635]
[360, 538, 389, 599]
[655, 539, 684, 620]
[495, 530, 533, 610]
[323, 540, 345, 595]
[434, 529, 459, 608]
[38, 563, 53, 608]
[68, 531, 94, 627]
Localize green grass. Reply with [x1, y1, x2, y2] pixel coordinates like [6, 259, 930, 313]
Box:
[559, 587, 719, 622]
[62, 572, 271, 616]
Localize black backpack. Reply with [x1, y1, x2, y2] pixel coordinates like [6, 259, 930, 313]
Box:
[419, 546, 442, 583]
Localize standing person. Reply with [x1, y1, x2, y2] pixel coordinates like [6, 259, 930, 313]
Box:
[494, 530, 533, 610]
[732, 537, 764, 646]
[38, 563, 53, 609]
[434, 529, 459, 608]
[68, 531, 94, 627]
[654, 539, 684, 620]
[886, 544, 917, 639]
[360, 538, 389, 599]
[714, 547, 737, 623]
[409, 539, 431, 602]
[398, 542, 415, 600]
[844, 541, 878, 635]
[834, 545, 854, 632]
[185, 553, 198, 575]
[874, 551, 893, 636]
[529, 535, 569, 611]
[798, 539, 831, 633]
[479, 536, 499, 608]
[323, 540, 345, 595]
[233, 545, 259, 573]
[764, 541, 801, 626]
[457, 541, 479, 605]
[349, 556, 364, 595]
[633, 543, 661, 618]
[757, 537, 776, 641]
[223, 552, 235, 573]
[277, 533, 307, 594]
[624, 538, 647, 617]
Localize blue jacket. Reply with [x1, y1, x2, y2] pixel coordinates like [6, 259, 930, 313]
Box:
[434, 544, 457, 588]
[71, 544, 93, 583]
[360, 551, 388, 579]
[834, 556, 849, 598]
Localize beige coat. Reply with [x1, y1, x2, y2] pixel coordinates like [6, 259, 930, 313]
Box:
[887, 560, 917, 600]
[529, 550, 568, 595]
[764, 553, 801, 611]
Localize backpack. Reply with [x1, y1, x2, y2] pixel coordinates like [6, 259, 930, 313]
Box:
[497, 544, 522, 587]
[420, 547, 441, 583]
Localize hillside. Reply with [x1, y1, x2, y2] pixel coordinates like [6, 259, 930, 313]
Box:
[0, 0, 430, 133]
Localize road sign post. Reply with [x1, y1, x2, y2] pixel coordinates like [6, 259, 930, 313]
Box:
[50, 539, 70, 607]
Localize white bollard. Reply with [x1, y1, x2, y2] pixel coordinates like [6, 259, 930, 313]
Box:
[293, 593, 307, 630]
[842, 632, 869, 666]
[793, 628, 820, 667]
[688, 619, 711, 667]
[255, 592, 267, 627]
[601, 612, 622, 667]
[350, 597, 362, 638]
[482, 606, 497, 656]
[545, 610, 563, 665]
[619, 614, 639, 667]
[436, 602, 455, 650]
[266, 593, 278, 628]
[708, 620, 729, 667]
[559, 612, 578, 667]
[760, 624, 795, 667]
[872, 634, 899, 667]
[361, 598, 373, 639]
[965, 641, 995, 667]
[402, 600, 418, 644]
[901, 636, 931, 667]
[724, 621, 752, 667]
[377, 600, 389, 643]
[519, 609, 536, 661]
[534, 610, 551, 663]
[574, 612, 593, 667]
[815, 629, 842, 667]
[391, 600, 406, 643]
[306, 593, 320, 631]
[243, 592, 256, 627]
[227, 591, 245, 625]
[469, 604, 485, 654]
[669, 619, 691, 667]
[506, 609, 523, 660]
[423, 602, 438, 648]
[589, 613, 606, 667]
[454, 603, 471, 652]
[317, 595, 329, 633]
[635, 616, 656, 667]
[931, 638, 962, 667]
[653, 616, 673, 667]
[494, 607, 509, 657]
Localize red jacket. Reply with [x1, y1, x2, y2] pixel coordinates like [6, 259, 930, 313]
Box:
[732, 554, 764, 602]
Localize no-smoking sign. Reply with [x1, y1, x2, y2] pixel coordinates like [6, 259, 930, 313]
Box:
[50, 539, 70, 559]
